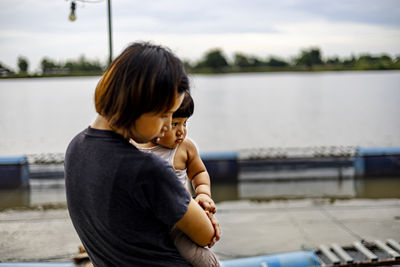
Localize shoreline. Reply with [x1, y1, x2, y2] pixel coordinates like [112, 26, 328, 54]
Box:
[1, 68, 400, 79]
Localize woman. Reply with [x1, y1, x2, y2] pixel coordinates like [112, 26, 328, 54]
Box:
[65, 42, 219, 266]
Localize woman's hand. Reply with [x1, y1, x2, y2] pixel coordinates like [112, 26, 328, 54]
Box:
[205, 211, 220, 248]
[195, 193, 216, 214]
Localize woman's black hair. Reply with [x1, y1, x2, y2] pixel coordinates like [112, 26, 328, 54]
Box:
[95, 42, 189, 137]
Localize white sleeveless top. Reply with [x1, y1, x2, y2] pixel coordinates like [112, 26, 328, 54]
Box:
[138, 145, 188, 185]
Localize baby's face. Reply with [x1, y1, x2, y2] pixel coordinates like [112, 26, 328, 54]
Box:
[156, 117, 188, 149]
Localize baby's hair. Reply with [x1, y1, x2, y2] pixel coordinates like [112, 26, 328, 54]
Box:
[94, 42, 189, 135]
[173, 92, 194, 118]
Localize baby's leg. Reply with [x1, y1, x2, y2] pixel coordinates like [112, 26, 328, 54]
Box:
[171, 226, 220, 267]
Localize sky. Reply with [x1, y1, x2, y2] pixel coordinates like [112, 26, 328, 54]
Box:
[0, 0, 399, 72]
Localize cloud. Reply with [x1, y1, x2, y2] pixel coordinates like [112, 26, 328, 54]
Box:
[111, 0, 400, 33]
[290, 0, 400, 27]
[0, 0, 399, 71]
[120, 20, 399, 63]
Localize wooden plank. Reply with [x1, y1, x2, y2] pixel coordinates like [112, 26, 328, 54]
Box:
[387, 239, 400, 253]
[331, 243, 353, 263]
[375, 240, 400, 259]
[353, 241, 378, 261]
[319, 244, 341, 264]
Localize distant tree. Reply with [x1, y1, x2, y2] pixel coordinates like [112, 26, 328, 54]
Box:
[234, 54, 270, 68]
[266, 57, 289, 67]
[379, 54, 392, 62]
[356, 53, 395, 69]
[295, 48, 323, 68]
[248, 56, 267, 67]
[197, 48, 229, 70]
[17, 56, 29, 74]
[64, 55, 103, 73]
[182, 60, 193, 71]
[40, 57, 62, 74]
[356, 54, 379, 69]
[342, 55, 356, 67]
[357, 54, 379, 64]
[378, 54, 394, 69]
[326, 56, 341, 65]
[233, 53, 251, 68]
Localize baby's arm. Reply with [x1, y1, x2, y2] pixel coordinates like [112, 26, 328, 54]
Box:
[184, 139, 216, 213]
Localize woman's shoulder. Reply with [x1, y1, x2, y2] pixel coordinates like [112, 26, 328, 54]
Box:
[121, 150, 176, 186]
[124, 148, 168, 168]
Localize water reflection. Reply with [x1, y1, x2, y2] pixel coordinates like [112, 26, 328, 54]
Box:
[211, 176, 400, 203]
[238, 178, 356, 199]
[1, 177, 399, 211]
[0, 179, 66, 211]
[0, 188, 30, 210]
[354, 177, 400, 199]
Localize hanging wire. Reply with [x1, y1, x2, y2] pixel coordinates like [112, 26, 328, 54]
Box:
[73, 0, 104, 3]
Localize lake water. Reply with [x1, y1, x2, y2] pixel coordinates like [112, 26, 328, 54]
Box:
[1, 71, 399, 157]
[1, 71, 400, 264]
[1, 70, 399, 206]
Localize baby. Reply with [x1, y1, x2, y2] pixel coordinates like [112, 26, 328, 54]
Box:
[133, 93, 220, 267]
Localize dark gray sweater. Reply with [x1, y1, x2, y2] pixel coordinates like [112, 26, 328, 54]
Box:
[65, 127, 191, 266]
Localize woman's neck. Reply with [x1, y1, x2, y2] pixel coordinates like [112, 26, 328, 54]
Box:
[91, 115, 112, 130]
[91, 115, 134, 141]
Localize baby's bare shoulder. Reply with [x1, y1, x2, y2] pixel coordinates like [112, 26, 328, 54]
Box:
[181, 138, 198, 153]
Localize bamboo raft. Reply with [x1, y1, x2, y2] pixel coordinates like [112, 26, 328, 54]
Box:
[315, 239, 400, 266]
[0, 239, 398, 266]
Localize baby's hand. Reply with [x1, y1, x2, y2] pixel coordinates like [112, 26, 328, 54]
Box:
[206, 211, 220, 248]
[195, 193, 216, 214]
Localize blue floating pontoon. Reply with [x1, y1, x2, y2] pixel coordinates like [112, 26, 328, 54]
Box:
[0, 251, 321, 267]
[0, 155, 30, 189]
[201, 151, 239, 182]
[354, 147, 400, 177]
[220, 250, 321, 267]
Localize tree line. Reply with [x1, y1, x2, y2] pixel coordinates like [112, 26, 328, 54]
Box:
[185, 48, 400, 73]
[1, 47, 399, 78]
[0, 55, 104, 77]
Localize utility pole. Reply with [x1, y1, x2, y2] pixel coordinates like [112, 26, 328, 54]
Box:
[107, 0, 113, 66]
[69, 0, 113, 66]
